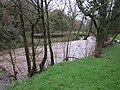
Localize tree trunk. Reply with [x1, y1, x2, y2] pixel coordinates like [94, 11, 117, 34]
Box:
[18, 0, 31, 76]
[45, 0, 54, 66]
[95, 40, 103, 58]
[65, 18, 75, 61]
[9, 51, 17, 80]
[95, 28, 104, 58]
[40, 0, 47, 71]
[31, 25, 37, 75]
[76, 16, 84, 39]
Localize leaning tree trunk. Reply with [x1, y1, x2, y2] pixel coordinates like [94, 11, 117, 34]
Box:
[18, 0, 31, 76]
[40, 0, 47, 71]
[31, 25, 37, 75]
[45, 0, 54, 66]
[9, 50, 17, 80]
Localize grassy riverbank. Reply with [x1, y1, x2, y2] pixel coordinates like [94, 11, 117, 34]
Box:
[6, 44, 120, 90]
[116, 34, 120, 40]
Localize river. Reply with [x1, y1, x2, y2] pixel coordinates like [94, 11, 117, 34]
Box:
[0, 36, 96, 89]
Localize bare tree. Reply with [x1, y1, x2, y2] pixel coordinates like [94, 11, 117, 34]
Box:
[17, 0, 31, 76]
[45, 0, 54, 65]
[25, 0, 41, 75]
[64, 0, 80, 60]
[9, 50, 17, 80]
[39, 0, 48, 71]
[76, 0, 120, 57]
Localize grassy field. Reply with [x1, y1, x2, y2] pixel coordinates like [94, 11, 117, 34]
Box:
[116, 34, 120, 40]
[6, 44, 120, 90]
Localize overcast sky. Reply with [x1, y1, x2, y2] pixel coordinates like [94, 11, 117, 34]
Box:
[48, 0, 82, 20]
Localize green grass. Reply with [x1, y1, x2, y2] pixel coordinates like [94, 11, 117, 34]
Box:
[116, 34, 120, 40]
[6, 44, 120, 90]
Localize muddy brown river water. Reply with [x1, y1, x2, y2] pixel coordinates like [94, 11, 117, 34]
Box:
[0, 36, 96, 89]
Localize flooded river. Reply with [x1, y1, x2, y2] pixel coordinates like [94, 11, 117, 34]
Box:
[0, 36, 96, 89]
